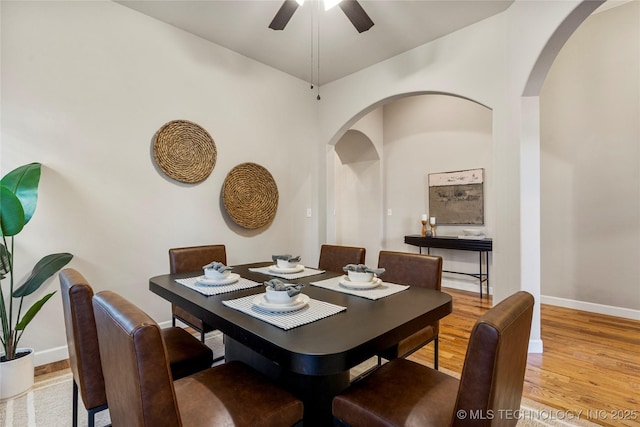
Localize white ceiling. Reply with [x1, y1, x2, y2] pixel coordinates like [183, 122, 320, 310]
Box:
[116, 0, 514, 85]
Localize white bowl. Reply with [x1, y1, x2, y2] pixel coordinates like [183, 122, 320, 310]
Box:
[463, 228, 482, 236]
[276, 259, 298, 269]
[347, 271, 374, 283]
[204, 268, 231, 280]
[265, 288, 294, 304]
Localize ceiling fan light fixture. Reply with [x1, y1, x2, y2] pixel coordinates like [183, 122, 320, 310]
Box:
[324, 0, 342, 11]
[294, 0, 342, 9]
[269, 0, 371, 33]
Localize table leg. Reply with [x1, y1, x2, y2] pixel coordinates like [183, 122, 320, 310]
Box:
[485, 251, 490, 297]
[225, 337, 350, 427]
[479, 251, 483, 298]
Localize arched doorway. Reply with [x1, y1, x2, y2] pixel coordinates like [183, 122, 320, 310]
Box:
[330, 94, 493, 276]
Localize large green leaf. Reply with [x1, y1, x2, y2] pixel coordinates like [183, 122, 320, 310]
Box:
[0, 186, 25, 236]
[15, 292, 56, 331]
[13, 253, 73, 297]
[0, 163, 41, 226]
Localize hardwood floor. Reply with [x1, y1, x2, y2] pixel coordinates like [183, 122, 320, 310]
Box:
[408, 288, 640, 427]
[34, 359, 69, 377]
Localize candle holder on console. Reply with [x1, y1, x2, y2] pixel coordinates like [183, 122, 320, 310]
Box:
[421, 214, 429, 237]
[429, 217, 437, 237]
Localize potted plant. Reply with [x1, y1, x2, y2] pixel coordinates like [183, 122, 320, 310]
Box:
[0, 162, 72, 399]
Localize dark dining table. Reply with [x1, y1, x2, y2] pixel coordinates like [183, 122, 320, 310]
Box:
[149, 262, 452, 426]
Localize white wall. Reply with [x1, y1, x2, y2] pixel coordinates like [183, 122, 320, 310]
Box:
[540, 1, 640, 315]
[1, 1, 319, 364]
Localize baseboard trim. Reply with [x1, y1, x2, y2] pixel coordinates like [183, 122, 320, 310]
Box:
[442, 277, 493, 295]
[528, 339, 543, 354]
[444, 279, 638, 321]
[34, 320, 180, 367]
[34, 345, 69, 367]
[541, 295, 640, 320]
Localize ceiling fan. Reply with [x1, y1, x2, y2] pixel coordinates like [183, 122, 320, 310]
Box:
[269, 0, 374, 33]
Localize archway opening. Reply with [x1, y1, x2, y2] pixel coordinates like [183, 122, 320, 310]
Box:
[330, 93, 493, 280]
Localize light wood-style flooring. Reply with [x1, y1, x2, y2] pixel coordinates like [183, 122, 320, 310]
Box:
[37, 288, 639, 426]
[408, 288, 640, 427]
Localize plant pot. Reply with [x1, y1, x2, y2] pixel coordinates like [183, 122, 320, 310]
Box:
[0, 348, 34, 400]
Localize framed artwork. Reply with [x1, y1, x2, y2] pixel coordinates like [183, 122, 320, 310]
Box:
[428, 168, 484, 225]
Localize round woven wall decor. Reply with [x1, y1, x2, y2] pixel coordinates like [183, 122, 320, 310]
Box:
[222, 162, 279, 229]
[153, 120, 216, 184]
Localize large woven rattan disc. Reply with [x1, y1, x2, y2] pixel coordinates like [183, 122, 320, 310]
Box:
[153, 120, 216, 183]
[222, 163, 279, 229]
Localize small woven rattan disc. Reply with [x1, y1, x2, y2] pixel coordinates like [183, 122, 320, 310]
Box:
[222, 163, 279, 229]
[153, 120, 216, 183]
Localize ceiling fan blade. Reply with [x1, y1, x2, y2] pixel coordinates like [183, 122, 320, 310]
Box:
[339, 0, 374, 33]
[269, 0, 300, 30]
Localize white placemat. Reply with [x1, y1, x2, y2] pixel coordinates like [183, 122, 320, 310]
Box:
[222, 294, 346, 330]
[310, 276, 409, 300]
[175, 276, 262, 296]
[248, 265, 326, 280]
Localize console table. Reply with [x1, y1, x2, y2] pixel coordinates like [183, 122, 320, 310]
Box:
[404, 235, 493, 298]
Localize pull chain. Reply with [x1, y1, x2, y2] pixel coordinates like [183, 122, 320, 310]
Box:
[316, 0, 321, 100]
[309, 3, 314, 90]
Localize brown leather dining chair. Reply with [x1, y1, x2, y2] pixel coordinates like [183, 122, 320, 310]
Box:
[92, 290, 304, 427]
[318, 244, 366, 273]
[169, 244, 227, 343]
[333, 291, 535, 427]
[376, 250, 443, 368]
[59, 268, 214, 427]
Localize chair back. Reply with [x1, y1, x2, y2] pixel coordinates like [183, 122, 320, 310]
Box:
[59, 268, 107, 410]
[377, 250, 442, 290]
[453, 291, 534, 427]
[169, 244, 227, 274]
[318, 244, 366, 273]
[93, 291, 182, 427]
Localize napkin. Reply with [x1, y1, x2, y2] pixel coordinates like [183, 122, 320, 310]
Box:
[343, 264, 386, 276]
[202, 261, 233, 273]
[264, 279, 305, 297]
[272, 254, 302, 263]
